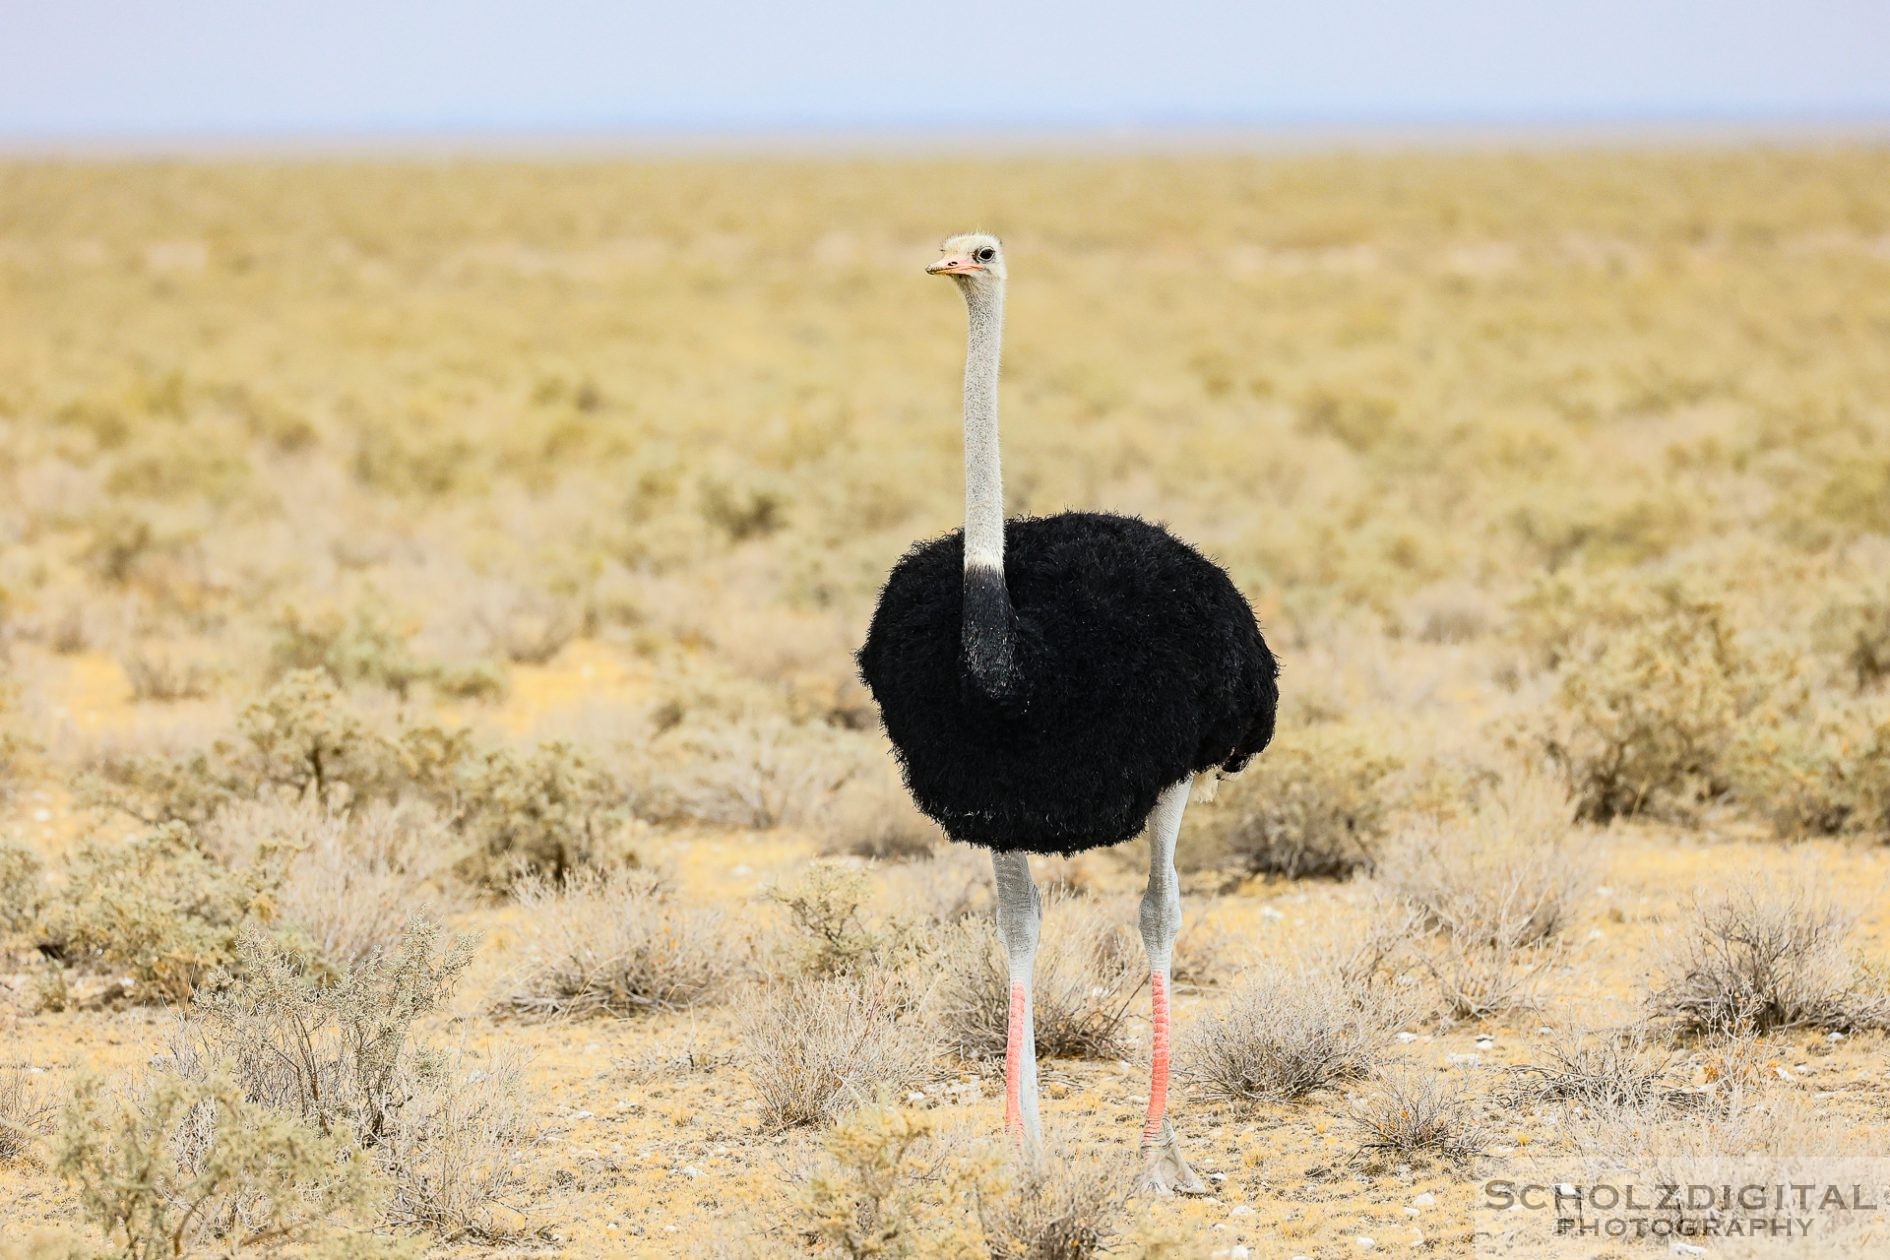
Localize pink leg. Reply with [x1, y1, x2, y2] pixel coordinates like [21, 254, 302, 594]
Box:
[1143, 971, 1172, 1145]
[1136, 780, 1207, 1194]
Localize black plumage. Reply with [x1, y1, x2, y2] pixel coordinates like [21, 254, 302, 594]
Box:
[858, 511, 1278, 855]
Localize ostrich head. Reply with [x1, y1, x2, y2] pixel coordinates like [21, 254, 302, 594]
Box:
[927, 233, 1006, 285]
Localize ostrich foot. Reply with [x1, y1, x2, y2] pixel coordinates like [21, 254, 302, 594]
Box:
[1136, 1121, 1210, 1197]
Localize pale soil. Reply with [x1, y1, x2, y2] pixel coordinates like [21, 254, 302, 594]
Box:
[4, 644, 1888, 1259]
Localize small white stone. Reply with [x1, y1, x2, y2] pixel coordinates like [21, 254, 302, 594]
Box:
[1411, 1192, 1435, 1207]
[1231, 1248, 1251, 1260]
[905, 1091, 926, 1102]
[1586, 928, 1604, 941]
[1403, 1207, 1420, 1217]
[1230, 1204, 1255, 1217]
[681, 1164, 703, 1179]
[1829, 1031, 1846, 1042]
[1396, 1032, 1420, 1044]
[1446, 1052, 1481, 1067]
[1260, 907, 1285, 920]
[1355, 1237, 1376, 1250]
[572, 1110, 594, 1120]
[1672, 1245, 1705, 1257]
[1210, 1172, 1228, 1182]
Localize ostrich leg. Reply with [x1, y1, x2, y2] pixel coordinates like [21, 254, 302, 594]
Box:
[992, 850, 1042, 1149]
[1137, 778, 1209, 1195]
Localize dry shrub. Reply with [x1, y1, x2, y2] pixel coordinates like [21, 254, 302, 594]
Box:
[820, 775, 938, 862]
[0, 840, 44, 934]
[1500, 1024, 1688, 1111]
[1815, 587, 1890, 689]
[1202, 725, 1401, 878]
[768, 864, 921, 979]
[451, 740, 631, 888]
[119, 645, 217, 703]
[1649, 888, 1889, 1037]
[1727, 704, 1890, 840]
[466, 580, 580, 665]
[1375, 768, 1593, 948]
[38, 823, 277, 1003]
[54, 1073, 389, 1259]
[929, 892, 1142, 1062]
[1402, 579, 1497, 644]
[654, 717, 852, 829]
[741, 977, 932, 1129]
[1564, 1091, 1835, 1243]
[797, 1104, 1132, 1260]
[1, 1068, 53, 1164]
[976, 1150, 1131, 1260]
[85, 672, 629, 889]
[204, 797, 450, 975]
[877, 849, 991, 927]
[1409, 913, 1560, 1023]
[1185, 955, 1409, 1103]
[799, 1103, 965, 1259]
[175, 922, 536, 1241]
[271, 601, 503, 700]
[1537, 588, 1782, 822]
[500, 870, 734, 1018]
[84, 671, 405, 825]
[1347, 1069, 1486, 1166]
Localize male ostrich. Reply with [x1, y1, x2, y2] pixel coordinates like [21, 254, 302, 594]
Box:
[858, 234, 1279, 1193]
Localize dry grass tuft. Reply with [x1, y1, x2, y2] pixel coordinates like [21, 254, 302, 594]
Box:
[1370, 770, 1589, 1020]
[172, 921, 537, 1242]
[0, 1068, 53, 1165]
[653, 717, 853, 829]
[1500, 1024, 1689, 1111]
[1375, 767, 1591, 948]
[740, 977, 932, 1130]
[204, 796, 451, 974]
[500, 869, 735, 1018]
[820, 775, 939, 862]
[1184, 955, 1410, 1103]
[928, 892, 1142, 1062]
[1203, 726, 1402, 878]
[975, 1149, 1131, 1260]
[1649, 888, 1889, 1037]
[1564, 1091, 1841, 1244]
[118, 644, 217, 703]
[1347, 1069, 1487, 1166]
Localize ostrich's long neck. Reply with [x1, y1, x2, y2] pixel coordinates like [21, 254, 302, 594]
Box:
[959, 280, 1019, 701]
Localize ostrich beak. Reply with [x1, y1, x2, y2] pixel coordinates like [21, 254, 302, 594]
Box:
[927, 255, 984, 275]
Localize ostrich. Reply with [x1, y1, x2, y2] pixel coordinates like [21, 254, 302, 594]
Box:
[858, 234, 1279, 1194]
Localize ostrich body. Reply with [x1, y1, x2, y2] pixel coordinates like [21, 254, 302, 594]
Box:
[858, 234, 1279, 1192]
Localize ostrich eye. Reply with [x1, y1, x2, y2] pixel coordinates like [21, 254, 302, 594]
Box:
[976, 247, 996, 262]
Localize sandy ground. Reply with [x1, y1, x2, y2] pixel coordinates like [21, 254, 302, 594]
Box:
[4, 642, 1889, 1258]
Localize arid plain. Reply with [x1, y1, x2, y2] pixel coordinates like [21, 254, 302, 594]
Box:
[3, 147, 1890, 1258]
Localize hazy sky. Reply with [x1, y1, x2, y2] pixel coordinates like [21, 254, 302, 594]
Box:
[2, 0, 1887, 140]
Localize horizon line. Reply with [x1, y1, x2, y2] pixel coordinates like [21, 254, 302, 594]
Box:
[4, 111, 1889, 159]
